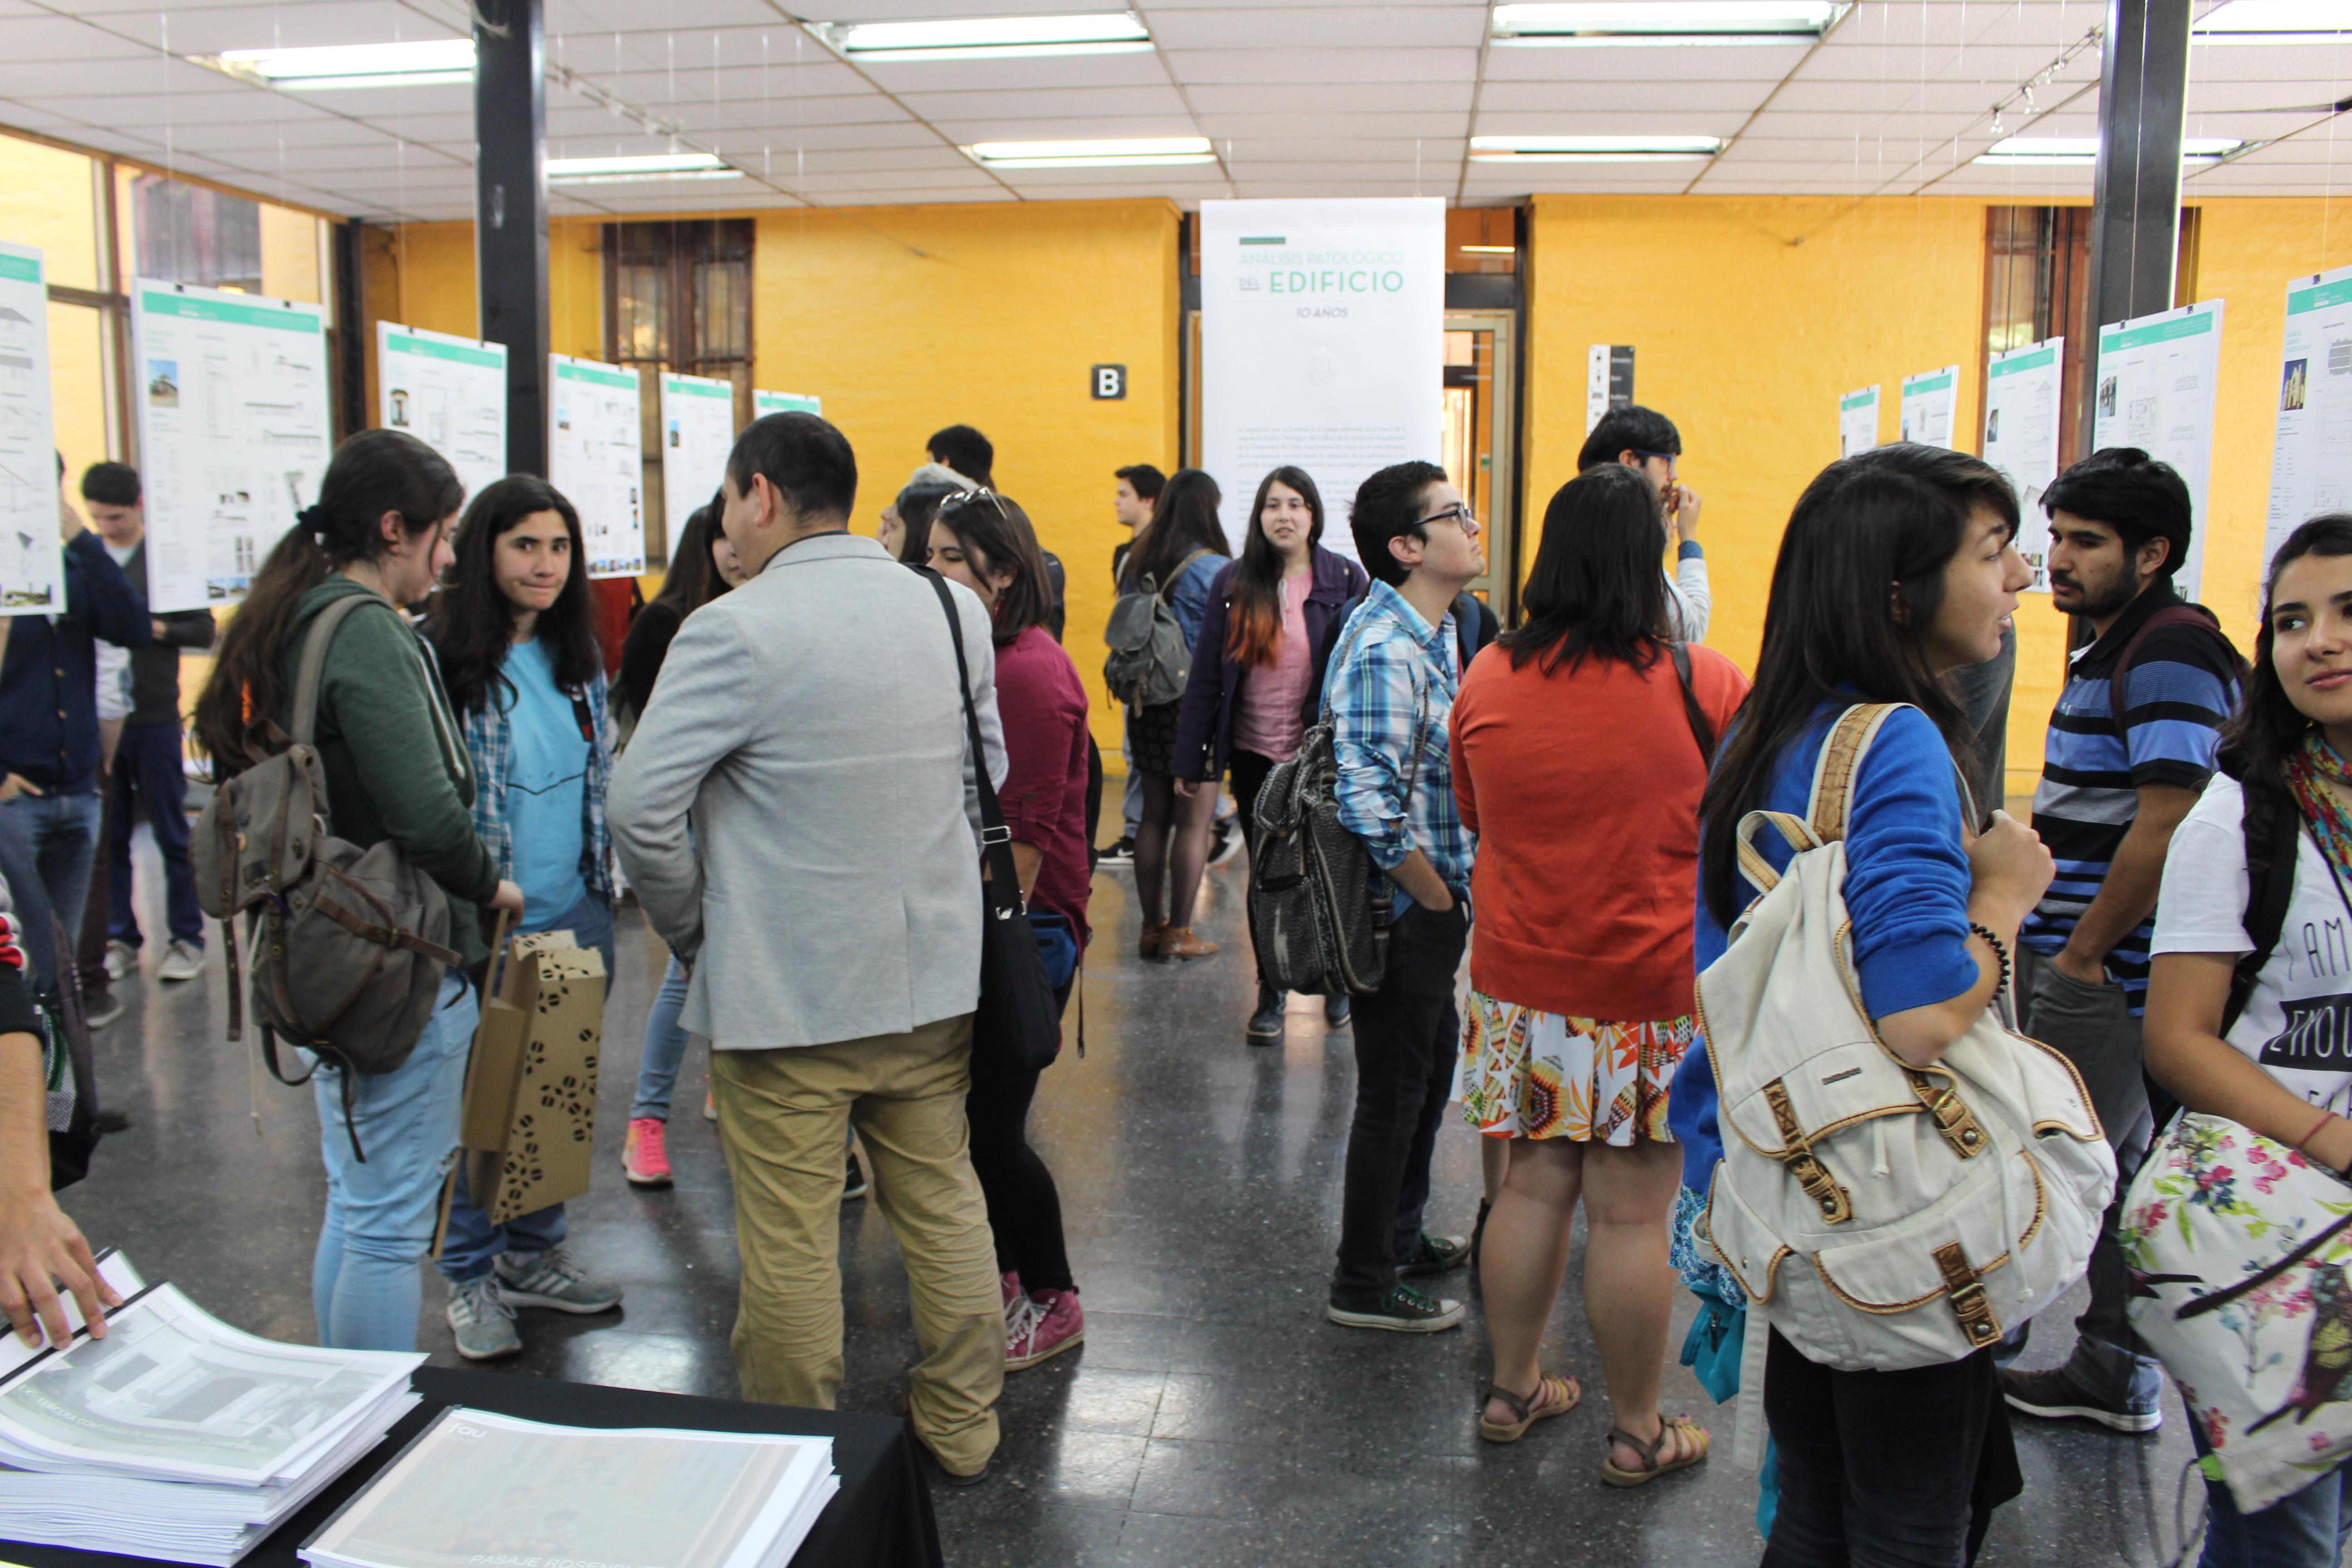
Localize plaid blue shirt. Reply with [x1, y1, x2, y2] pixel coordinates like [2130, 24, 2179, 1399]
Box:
[1324, 579, 1474, 903]
[457, 661, 616, 904]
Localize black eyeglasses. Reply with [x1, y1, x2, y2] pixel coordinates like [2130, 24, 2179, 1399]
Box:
[1413, 502, 1480, 539]
[1632, 449, 1679, 475]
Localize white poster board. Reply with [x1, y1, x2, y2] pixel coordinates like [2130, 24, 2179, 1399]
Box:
[1200, 198, 1446, 558]
[1839, 386, 1881, 457]
[2264, 265, 2352, 569]
[754, 389, 821, 418]
[2093, 299, 2223, 599]
[548, 353, 644, 579]
[377, 322, 506, 505]
[661, 371, 735, 552]
[131, 280, 331, 611]
[0, 243, 62, 615]
[1984, 338, 2065, 591]
[1899, 365, 1960, 449]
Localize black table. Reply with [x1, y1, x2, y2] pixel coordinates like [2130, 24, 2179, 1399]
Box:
[0, 1367, 943, 1568]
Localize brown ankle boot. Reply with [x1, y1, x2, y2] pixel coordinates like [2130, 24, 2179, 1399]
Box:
[1139, 918, 1170, 960]
[1160, 927, 1220, 960]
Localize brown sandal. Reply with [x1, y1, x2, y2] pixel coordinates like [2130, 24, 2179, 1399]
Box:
[1600, 1414, 1710, 1486]
[1477, 1373, 1580, 1443]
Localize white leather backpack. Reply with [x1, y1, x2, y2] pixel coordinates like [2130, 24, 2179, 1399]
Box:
[1697, 704, 2115, 1398]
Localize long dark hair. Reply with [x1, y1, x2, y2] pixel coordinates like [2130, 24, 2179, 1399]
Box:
[652, 497, 733, 616]
[1698, 444, 2019, 930]
[194, 428, 464, 775]
[1499, 465, 1670, 676]
[1225, 466, 1323, 668]
[428, 475, 602, 716]
[2218, 513, 2352, 829]
[1122, 468, 1225, 593]
[931, 490, 1054, 644]
[895, 480, 960, 566]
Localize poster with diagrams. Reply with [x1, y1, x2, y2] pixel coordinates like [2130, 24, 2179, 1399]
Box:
[2092, 299, 2224, 599]
[661, 371, 736, 551]
[0, 242, 62, 615]
[1838, 386, 1880, 457]
[377, 322, 506, 505]
[1984, 338, 2064, 590]
[2265, 264, 2352, 568]
[131, 280, 331, 612]
[548, 353, 645, 579]
[754, 389, 821, 418]
[1899, 365, 1960, 448]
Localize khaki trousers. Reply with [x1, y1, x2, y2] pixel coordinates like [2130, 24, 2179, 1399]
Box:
[710, 1012, 1004, 1474]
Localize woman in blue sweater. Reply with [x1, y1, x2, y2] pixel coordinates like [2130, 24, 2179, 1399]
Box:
[1675, 444, 2052, 1563]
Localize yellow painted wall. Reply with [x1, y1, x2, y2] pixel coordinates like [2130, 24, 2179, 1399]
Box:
[258, 206, 321, 304]
[0, 131, 98, 290]
[47, 302, 110, 497]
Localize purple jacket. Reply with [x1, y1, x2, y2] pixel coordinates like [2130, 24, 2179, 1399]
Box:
[1171, 547, 1368, 783]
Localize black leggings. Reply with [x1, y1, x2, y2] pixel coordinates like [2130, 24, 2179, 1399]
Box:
[1229, 749, 1279, 992]
[966, 982, 1076, 1293]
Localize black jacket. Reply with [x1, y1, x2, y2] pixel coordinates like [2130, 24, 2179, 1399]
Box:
[109, 541, 217, 728]
[1170, 548, 1368, 782]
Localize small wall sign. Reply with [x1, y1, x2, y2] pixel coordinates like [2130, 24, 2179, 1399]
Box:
[1092, 363, 1127, 400]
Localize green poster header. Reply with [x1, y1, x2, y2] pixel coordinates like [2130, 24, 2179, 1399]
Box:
[556, 360, 637, 391]
[2288, 278, 2352, 317]
[2100, 310, 2213, 353]
[664, 376, 733, 400]
[387, 333, 502, 369]
[755, 392, 821, 415]
[0, 254, 39, 284]
[1904, 372, 1954, 395]
[142, 291, 320, 333]
[1840, 389, 1877, 412]
[1990, 345, 2057, 378]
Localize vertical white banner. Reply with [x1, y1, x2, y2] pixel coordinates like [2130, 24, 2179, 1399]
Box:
[754, 389, 821, 418]
[132, 280, 332, 611]
[2093, 299, 2224, 600]
[661, 371, 736, 551]
[0, 242, 62, 615]
[1984, 337, 2065, 592]
[1899, 365, 1960, 449]
[2264, 265, 2352, 570]
[548, 353, 645, 579]
[1839, 386, 1881, 457]
[1200, 198, 1446, 559]
[377, 322, 506, 505]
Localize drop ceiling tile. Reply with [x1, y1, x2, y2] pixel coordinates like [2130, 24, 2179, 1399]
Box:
[891, 85, 1189, 120]
[1469, 111, 1755, 137]
[548, 0, 784, 30]
[1166, 47, 1477, 85]
[1149, 7, 1486, 50]
[123, 2, 454, 55]
[0, 55, 251, 99]
[1473, 81, 1769, 113]
[0, 15, 151, 59]
[577, 58, 872, 104]
[853, 51, 1171, 93]
[1215, 137, 1470, 162]
[1192, 110, 1467, 139]
[699, 120, 946, 154]
[1483, 42, 1809, 83]
[924, 115, 1203, 143]
[1184, 81, 1471, 114]
[2189, 39, 2352, 82]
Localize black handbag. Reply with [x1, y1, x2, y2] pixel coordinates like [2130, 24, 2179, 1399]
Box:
[925, 571, 1063, 1075]
[39, 915, 100, 1191]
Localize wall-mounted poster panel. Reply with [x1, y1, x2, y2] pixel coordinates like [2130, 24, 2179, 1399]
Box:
[1200, 198, 1446, 559]
[132, 279, 331, 611]
[0, 242, 62, 615]
[377, 322, 506, 505]
[2092, 300, 2223, 600]
[661, 371, 736, 553]
[1899, 365, 1959, 449]
[2264, 264, 2352, 570]
[1838, 386, 1880, 457]
[549, 353, 644, 579]
[754, 389, 821, 418]
[1985, 338, 2064, 592]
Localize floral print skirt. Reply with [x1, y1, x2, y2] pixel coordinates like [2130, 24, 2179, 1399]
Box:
[1459, 992, 1695, 1145]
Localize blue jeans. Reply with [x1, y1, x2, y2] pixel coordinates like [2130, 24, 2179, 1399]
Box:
[108, 721, 203, 949]
[0, 789, 104, 995]
[2192, 1425, 2352, 1568]
[313, 970, 476, 1350]
[631, 955, 693, 1122]
[436, 889, 613, 1283]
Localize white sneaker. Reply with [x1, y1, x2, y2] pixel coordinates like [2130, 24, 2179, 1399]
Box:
[156, 940, 204, 983]
[103, 941, 135, 982]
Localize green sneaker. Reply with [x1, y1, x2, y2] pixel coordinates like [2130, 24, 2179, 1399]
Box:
[1400, 1230, 1474, 1277]
[446, 1274, 521, 1360]
[495, 1244, 622, 1314]
[1327, 1283, 1465, 1333]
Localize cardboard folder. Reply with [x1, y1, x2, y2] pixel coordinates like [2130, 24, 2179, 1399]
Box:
[442, 927, 607, 1235]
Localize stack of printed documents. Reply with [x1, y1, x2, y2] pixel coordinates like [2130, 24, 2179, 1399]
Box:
[0, 1253, 422, 1566]
[301, 1408, 838, 1568]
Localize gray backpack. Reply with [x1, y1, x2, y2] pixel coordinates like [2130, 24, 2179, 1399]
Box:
[1102, 549, 1209, 708]
[192, 594, 462, 1159]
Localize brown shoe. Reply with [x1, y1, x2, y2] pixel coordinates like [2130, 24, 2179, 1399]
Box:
[1139, 918, 1170, 960]
[1160, 927, 1220, 960]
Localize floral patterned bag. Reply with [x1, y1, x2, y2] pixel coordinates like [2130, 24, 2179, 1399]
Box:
[2121, 1112, 2352, 1514]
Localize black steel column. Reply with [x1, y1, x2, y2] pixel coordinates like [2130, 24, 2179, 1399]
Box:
[333, 218, 366, 441]
[2080, 0, 2190, 433]
[475, 0, 548, 476]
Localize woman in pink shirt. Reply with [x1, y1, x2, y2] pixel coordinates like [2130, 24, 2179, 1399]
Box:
[1173, 466, 1369, 1044]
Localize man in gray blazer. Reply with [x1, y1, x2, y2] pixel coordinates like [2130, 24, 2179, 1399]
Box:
[610, 413, 1010, 1484]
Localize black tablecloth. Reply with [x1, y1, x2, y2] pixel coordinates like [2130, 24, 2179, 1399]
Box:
[0, 1366, 942, 1568]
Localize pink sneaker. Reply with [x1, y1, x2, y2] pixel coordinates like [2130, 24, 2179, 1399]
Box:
[1000, 1271, 1024, 1319]
[1007, 1287, 1083, 1371]
[623, 1117, 673, 1188]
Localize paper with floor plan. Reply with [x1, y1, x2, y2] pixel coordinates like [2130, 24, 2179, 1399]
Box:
[2092, 299, 2223, 600]
[2264, 263, 2352, 569]
[1838, 385, 1880, 457]
[0, 241, 61, 617]
[662, 371, 737, 558]
[549, 353, 646, 579]
[1984, 337, 2064, 591]
[1899, 364, 1959, 449]
[378, 322, 507, 506]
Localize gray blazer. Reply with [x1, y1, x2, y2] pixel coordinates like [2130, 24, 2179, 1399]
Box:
[609, 532, 1007, 1051]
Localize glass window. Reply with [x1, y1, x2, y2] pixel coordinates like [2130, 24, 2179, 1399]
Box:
[0, 132, 100, 291]
[127, 171, 262, 293]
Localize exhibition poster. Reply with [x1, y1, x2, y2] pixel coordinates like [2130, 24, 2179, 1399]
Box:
[1838, 386, 1880, 457]
[2092, 299, 2223, 599]
[2264, 263, 2352, 567]
[132, 280, 332, 612]
[1899, 365, 1959, 449]
[1984, 338, 2064, 591]
[377, 323, 506, 505]
[1200, 197, 1446, 559]
[548, 353, 645, 579]
[0, 241, 63, 615]
[662, 372, 736, 550]
[753, 389, 821, 417]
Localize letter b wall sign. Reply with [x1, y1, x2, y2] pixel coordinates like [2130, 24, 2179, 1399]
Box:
[1092, 363, 1127, 400]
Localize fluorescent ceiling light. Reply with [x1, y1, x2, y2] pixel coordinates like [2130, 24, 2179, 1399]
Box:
[965, 136, 1214, 168]
[2193, 0, 2349, 43]
[810, 13, 1151, 62]
[1493, 2, 1844, 46]
[1975, 135, 2244, 166]
[203, 39, 474, 89]
[547, 153, 741, 184]
[1470, 134, 1724, 162]
[1459, 245, 1517, 254]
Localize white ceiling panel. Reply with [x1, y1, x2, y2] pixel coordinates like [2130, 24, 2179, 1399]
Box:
[892, 84, 1190, 120]
[1193, 110, 1471, 139]
[1164, 47, 1477, 85]
[1483, 43, 1811, 83]
[1184, 81, 1472, 114]
[1474, 81, 1772, 113]
[1147, 7, 1486, 50]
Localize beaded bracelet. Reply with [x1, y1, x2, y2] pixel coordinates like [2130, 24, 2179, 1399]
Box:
[2294, 1107, 2338, 1157]
[1969, 922, 2012, 1000]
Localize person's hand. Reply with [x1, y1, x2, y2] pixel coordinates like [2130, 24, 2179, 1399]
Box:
[1669, 482, 1703, 544]
[1967, 809, 2053, 928]
[56, 495, 83, 544]
[0, 1191, 117, 1348]
[151, 619, 168, 642]
[488, 880, 526, 916]
[2053, 945, 2109, 988]
[1175, 778, 1201, 799]
[0, 774, 43, 804]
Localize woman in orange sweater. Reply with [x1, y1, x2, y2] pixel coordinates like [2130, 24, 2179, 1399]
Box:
[1450, 464, 1748, 1479]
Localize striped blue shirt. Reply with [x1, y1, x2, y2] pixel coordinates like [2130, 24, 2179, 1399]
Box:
[1324, 580, 1475, 907]
[2021, 588, 2238, 1014]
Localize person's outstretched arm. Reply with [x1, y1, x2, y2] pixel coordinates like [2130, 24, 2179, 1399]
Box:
[0, 962, 114, 1347]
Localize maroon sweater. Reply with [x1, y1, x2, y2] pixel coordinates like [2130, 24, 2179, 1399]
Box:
[995, 624, 1093, 949]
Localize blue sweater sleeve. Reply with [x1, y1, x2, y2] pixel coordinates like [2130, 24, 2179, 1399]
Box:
[1844, 707, 1979, 1020]
[1169, 554, 1228, 651]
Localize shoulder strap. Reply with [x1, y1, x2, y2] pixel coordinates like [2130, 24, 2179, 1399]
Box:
[2106, 604, 2228, 732]
[1669, 644, 1717, 765]
[1161, 549, 1210, 602]
[290, 595, 376, 747]
[1805, 703, 1904, 843]
[923, 572, 1023, 912]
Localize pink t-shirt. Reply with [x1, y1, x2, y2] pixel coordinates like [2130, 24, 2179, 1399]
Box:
[1232, 573, 1314, 763]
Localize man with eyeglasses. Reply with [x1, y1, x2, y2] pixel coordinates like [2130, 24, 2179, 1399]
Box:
[1578, 406, 1709, 642]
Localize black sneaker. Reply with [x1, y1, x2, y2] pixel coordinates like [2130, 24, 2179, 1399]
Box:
[1400, 1230, 1474, 1277]
[1246, 989, 1284, 1044]
[843, 1152, 869, 1201]
[2000, 1365, 2161, 1433]
[82, 988, 124, 1029]
[1327, 1283, 1465, 1333]
[1098, 836, 1137, 866]
[1324, 993, 1352, 1029]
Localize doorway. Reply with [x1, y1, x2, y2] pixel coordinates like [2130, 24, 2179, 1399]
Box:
[1443, 309, 1518, 620]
